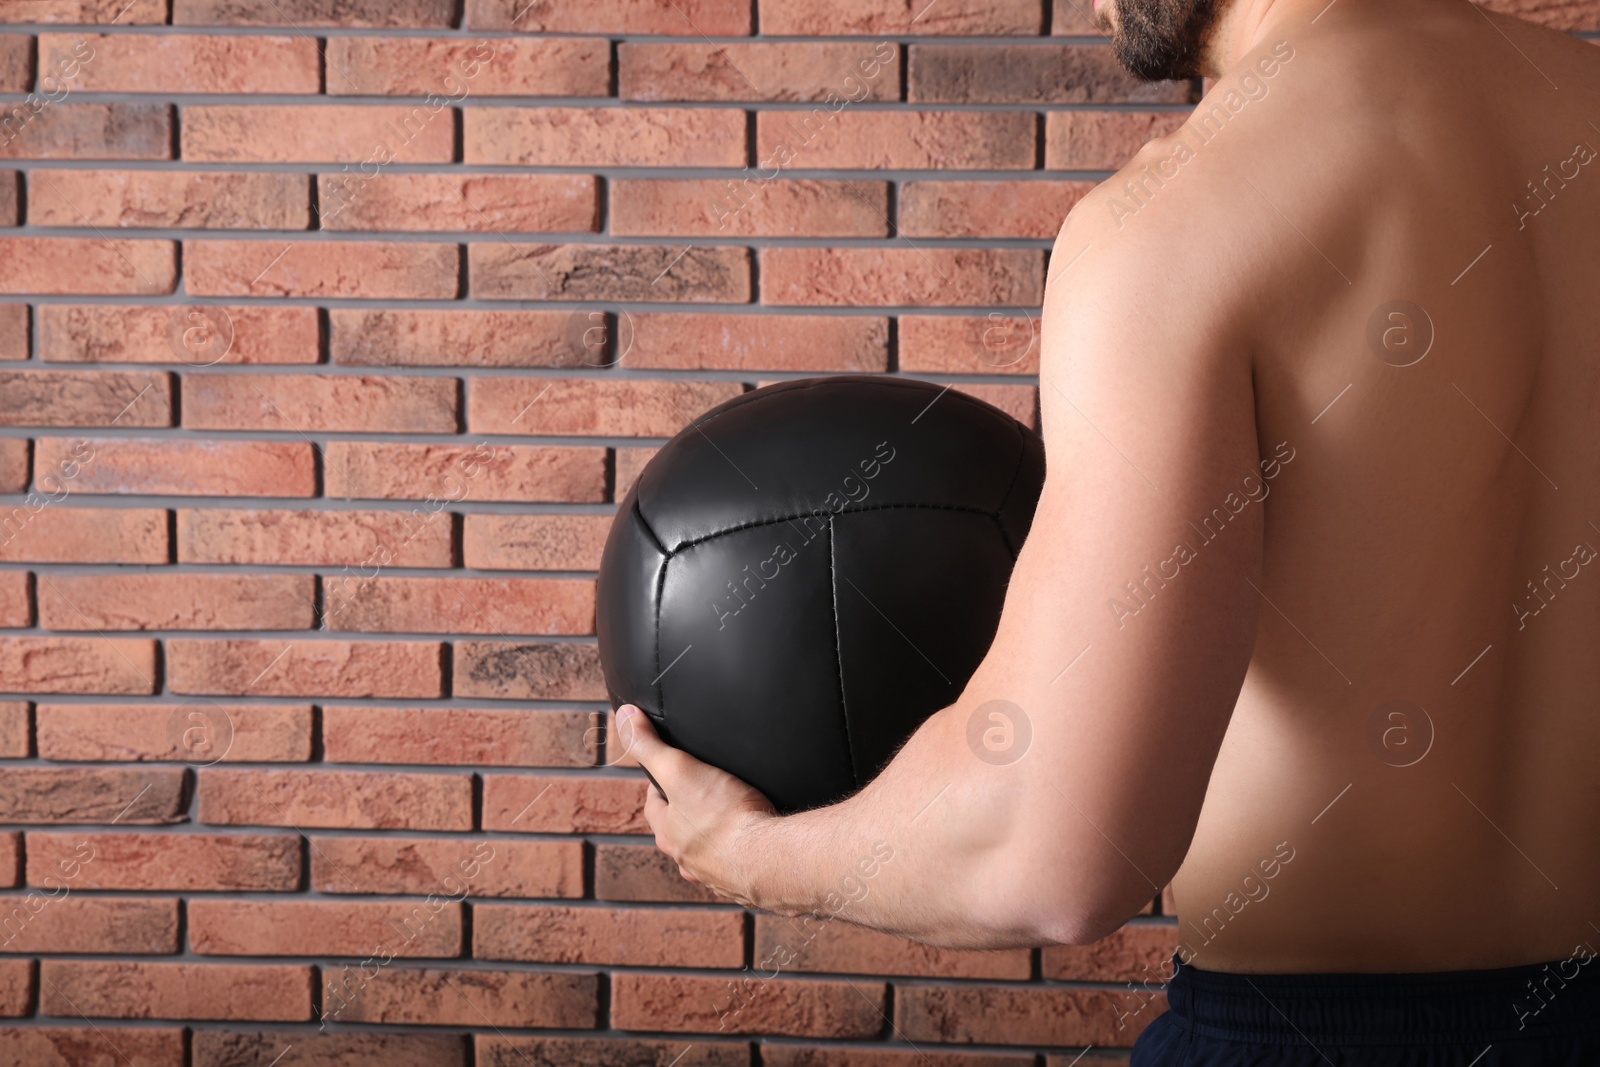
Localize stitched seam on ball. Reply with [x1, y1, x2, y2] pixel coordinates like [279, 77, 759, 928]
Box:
[827, 514, 858, 789]
[653, 548, 670, 722]
[674, 502, 996, 552]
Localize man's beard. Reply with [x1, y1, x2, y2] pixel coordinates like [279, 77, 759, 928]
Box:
[1102, 0, 1221, 81]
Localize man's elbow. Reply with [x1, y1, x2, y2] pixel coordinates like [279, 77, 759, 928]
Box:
[966, 856, 1159, 947]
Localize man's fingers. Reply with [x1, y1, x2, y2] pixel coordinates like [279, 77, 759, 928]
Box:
[618, 705, 677, 802]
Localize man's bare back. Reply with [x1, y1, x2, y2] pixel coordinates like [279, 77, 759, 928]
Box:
[1090, 0, 1600, 973]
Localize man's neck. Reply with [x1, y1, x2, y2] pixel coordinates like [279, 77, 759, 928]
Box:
[1201, 0, 1324, 77]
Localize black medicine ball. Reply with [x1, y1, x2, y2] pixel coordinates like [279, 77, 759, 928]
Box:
[596, 375, 1045, 813]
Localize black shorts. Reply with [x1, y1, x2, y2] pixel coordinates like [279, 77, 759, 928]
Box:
[1131, 951, 1600, 1065]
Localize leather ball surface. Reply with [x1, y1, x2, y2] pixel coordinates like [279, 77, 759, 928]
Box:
[596, 375, 1045, 813]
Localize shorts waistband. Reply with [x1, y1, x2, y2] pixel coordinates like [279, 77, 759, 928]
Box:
[1164, 952, 1600, 1046]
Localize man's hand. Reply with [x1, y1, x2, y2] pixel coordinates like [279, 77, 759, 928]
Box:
[618, 705, 778, 910]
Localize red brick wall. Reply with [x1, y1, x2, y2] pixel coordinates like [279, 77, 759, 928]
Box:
[0, 0, 1580, 1064]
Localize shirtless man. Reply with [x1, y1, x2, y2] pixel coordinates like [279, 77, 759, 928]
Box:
[621, 0, 1600, 1061]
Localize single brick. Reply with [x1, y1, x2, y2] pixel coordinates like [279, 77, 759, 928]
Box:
[0, 0, 164, 21]
[168, 639, 445, 698]
[0, 637, 155, 694]
[463, 514, 611, 571]
[476, 904, 743, 968]
[759, 0, 1041, 33]
[611, 179, 889, 238]
[0, 1027, 186, 1067]
[0, 369, 171, 427]
[766, 1050, 1030, 1067]
[184, 241, 458, 299]
[624, 313, 888, 372]
[0, 703, 26, 758]
[0, 897, 176, 954]
[466, 108, 745, 167]
[0, 508, 167, 565]
[1475, 0, 1600, 30]
[183, 373, 458, 433]
[324, 966, 599, 1028]
[325, 443, 605, 503]
[322, 705, 595, 766]
[33, 438, 316, 496]
[895, 984, 1156, 1046]
[1053, 0, 1102, 33]
[310, 836, 583, 898]
[595, 843, 723, 904]
[0, 767, 185, 824]
[40, 961, 312, 1021]
[177, 509, 453, 568]
[330, 309, 598, 368]
[754, 915, 1030, 979]
[613, 973, 887, 1037]
[0, 833, 19, 887]
[328, 37, 608, 97]
[319, 174, 598, 233]
[467, 0, 750, 33]
[183, 106, 454, 164]
[477, 1036, 744, 1067]
[190, 899, 462, 958]
[0, 442, 24, 493]
[28, 170, 309, 229]
[469, 379, 743, 437]
[898, 314, 1041, 375]
[34, 703, 312, 763]
[0, 306, 23, 360]
[193, 1031, 466, 1067]
[38, 305, 319, 365]
[454, 641, 605, 701]
[0, 572, 28, 628]
[324, 576, 593, 636]
[173, 0, 456, 26]
[1045, 110, 1189, 170]
[37, 34, 319, 94]
[620, 42, 900, 102]
[756, 111, 1034, 170]
[953, 382, 1038, 428]
[1042, 923, 1179, 982]
[38, 573, 314, 631]
[198, 768, 471, 830]
[0, 240, 174, 297]
[762, 249, 1045, 307]
[900, 180, 1092, 238]
[0, 959, 27, 1015]
[27, 831, 300, 891]
[481, 773, 647, 834]
[0, 103, 171, 161]
[0, 39, 26, 93]
[0, 172, 17, 224]
[616, 446, 658, 498]
[471, 244, 750, 303]
[910, 44, 1190, 104]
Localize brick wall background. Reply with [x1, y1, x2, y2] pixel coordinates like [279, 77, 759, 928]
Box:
[0, 0, 1581, 1064]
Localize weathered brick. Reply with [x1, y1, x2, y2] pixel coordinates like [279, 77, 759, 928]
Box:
[183, 106, 454, 163]
[898, 314, 1041, 375]
[454, 641, 605, 701]
[0, 441, 24, 492]
[1042, 923, 1179, 982]
[0, 897, 177, 954]
[767, 1049, 1030, 1067]
[37, 34, 319, 94]
[595, 843, 723, 904]
[0, 174, 16, 229]
[0, 0, 164, 23]
[27, 831, 301, 891]
[326, 443, 606, 504]
[310, 836, 583, 898]
[0, 767, 186, 824]
[477, 904, 743, 968]
[198, 768, 471, 831]
[620, 42, 900, 102]
[0, 571, 28, 628]
[616, 446, 658, 498]
[324, 967, 599, 1028]
[177, 509, 453, 568]
[329, 37, 608, 97]
[611, 179, 889, 237]
[319, 173, 598, 233]
[0, 1026, 186, 1067]
[762, 249, 1045, 307]
[167, 638, 445, 698]
[1475, 0, 1600, 30]
[324, 576, 592, 635]
[910, 44, 1190, 104]
[466, 108, 745, 167]
[34, 438, 316, 496]
[0, 240, 174, 296]
[467, 0, 750, 33]
[38, 305, 320, 364]
[0, 41, 24, 94]
[193, 1031, 467, 1067]
[895, 984, 1155, 1046]
[184, 241, 459, 299]
[759, 0, 1041, 34]
[613, 973, 886, 1037]
[469, 378, 743, 437]
[1053, 0, 1102, 33]
[0, 834, 16, 888]
[0, 306, 23, 360]
[322, 705, 596, 766]
[0, 104, 171, 161]
[482, 773, 647, 834]
[29, 170, 309, 229]
[477, 1036, 744, 1067]
[471, 243, 750, 303]
[0, 959, 27, 1015]
[0, 369, 171, 427]
[756, 111, 1034, 170]
[173, 0, 456, 26]
[0, 703, 26, 758]
[463, 514, 612, 571]
[754, 915, 1029, 979]
[190, 899, 462, 957]
[40, 961, 312, 1022]
[0, 508, 167, 565]
[38, 574, 314, 631]
[0, 637, 155, 694]
[1045, 110, 1189, 170]
[183, 373, 458, 433]
[35, 703, 312, 762]
[900, 180, 1092, 238]
[623, 313, 888, 371]
[329, 308, 598, 368]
